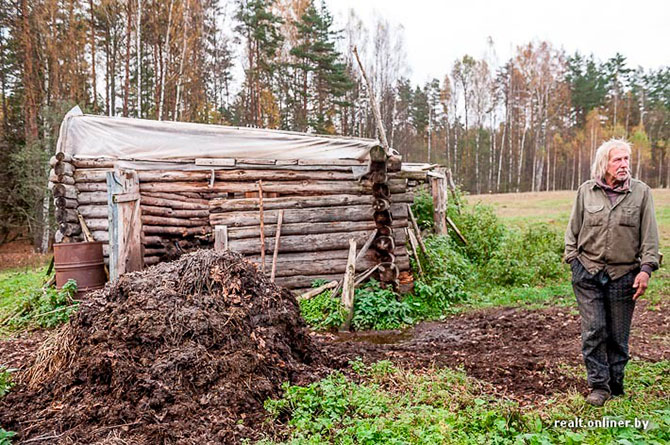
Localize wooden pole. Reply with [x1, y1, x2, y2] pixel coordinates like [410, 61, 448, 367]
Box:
[407, 204, 428, 256]
[258, 180, 266, 273]
[405, 228, 423, 276]
[214, 225, 228, 252]
[270, 210, 283, 282]
[355, 229, 377, 264]
[339, 239, 357, 332]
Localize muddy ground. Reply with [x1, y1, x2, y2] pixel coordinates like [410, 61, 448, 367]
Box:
[318, 299, 669, 405]
[1, 285, 667, 442]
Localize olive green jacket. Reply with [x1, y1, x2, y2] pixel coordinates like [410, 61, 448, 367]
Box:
[564, 178, 660, 280]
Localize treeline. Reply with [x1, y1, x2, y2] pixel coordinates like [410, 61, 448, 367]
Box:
[0, 0, 668, 248]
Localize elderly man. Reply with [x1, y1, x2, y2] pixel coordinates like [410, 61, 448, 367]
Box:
[565, 138, 660, 407]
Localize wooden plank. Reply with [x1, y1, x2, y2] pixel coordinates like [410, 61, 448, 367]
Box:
[339, 239, 357, 332]
[258, 181, 266, 273]
[430, 169, 448, 235]
[298, 281, 338, 300]
[227, 220, 406, 240]
[214, 225, 228, 252]
[298, 159, 366, 166]
[76, 168, 356, 182]
[270, 210, 283, 282]
[210, 203, 408, 227]
[107, 170, 144, 279]
[139, 179, 407, 195]
[249, 255, 409, 278]
[195, 158, 236, 166]
[407, 204, 428, 256]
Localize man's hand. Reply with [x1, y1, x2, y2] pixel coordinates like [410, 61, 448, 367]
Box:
[632, 271, 650, 300]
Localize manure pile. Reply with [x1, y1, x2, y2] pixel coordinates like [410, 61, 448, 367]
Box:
[0, 250, 318, 444]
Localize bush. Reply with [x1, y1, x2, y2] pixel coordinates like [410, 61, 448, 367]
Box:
[410, 187, 435, 230]
[450, 203, 507, 265]
[482, 223, 565, 287]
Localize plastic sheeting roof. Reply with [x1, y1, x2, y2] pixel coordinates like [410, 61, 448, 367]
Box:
[56, 106, 380, 161]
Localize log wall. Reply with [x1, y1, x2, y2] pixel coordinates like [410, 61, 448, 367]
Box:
[49, 157, 426, 291]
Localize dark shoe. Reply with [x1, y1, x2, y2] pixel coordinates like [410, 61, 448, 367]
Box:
[610, 383, 624, 397]
[585, 389, 611, 406]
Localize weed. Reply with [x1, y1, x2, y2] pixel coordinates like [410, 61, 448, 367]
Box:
[299, 290, 345, 331]
[0, 367, 13, 398]
[0, 428, 16, 445]
[351, 280, 413, 331]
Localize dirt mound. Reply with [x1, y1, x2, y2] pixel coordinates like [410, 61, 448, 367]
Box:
[0, 250, 317, 444]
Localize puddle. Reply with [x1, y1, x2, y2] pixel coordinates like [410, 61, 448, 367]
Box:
[334, 329, 413, 345]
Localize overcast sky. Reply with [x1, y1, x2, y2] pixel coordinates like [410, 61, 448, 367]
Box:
[325, 0, 669, 84]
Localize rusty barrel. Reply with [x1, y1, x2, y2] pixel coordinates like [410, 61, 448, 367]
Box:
[54, 241, 106, 298]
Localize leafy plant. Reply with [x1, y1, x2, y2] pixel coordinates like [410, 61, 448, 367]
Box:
[0, 367, 14, 398]
[410, 187, 434, 230]
[0, 428, 16, 445]
[351, 280, 413, 330]
[299, 290, 344, 331]
[8, 279, 79, 329]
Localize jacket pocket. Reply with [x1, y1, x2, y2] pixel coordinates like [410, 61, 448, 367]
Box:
[585, 204, 605, 227]
[619, 205, 639, 227]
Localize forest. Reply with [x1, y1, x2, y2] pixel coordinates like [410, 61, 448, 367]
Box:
[0, 0, 668, 249]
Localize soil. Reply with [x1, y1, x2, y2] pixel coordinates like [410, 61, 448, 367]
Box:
[0, 239, 48, 272]
[318, 300, 669, 405]
[0, 248, 667, 443]
[0, 250, 319, 444]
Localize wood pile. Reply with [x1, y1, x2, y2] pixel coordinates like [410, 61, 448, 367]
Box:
[48, 156, 424, 292]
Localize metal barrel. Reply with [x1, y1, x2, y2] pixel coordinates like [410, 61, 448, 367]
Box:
[54, 241, 107, 298]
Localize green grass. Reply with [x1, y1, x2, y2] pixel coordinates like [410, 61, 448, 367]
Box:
[262, 360, 669, 444]
[0, 265, 78, 334]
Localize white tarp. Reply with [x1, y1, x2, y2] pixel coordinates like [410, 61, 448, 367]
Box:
[56, 106, 379, 161]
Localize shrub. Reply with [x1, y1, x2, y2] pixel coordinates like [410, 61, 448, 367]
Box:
[410, 187, 434, 230]
[450, 203, 507, 265]
[9, 279, 78, 329]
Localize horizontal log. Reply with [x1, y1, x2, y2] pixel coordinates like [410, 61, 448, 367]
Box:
[52, 184, 78, 199]
[59, 222, 81, 236]
[228, 219, 408, 240]
[49, 156, 59, 168]
[54, 162, 75, 176]
[76, 182, 106, 192]
[227, 229, 404, 255]
[55, 208, 78, 223]
[54, 197, 78, 209]
[81, 218, 108, 231]
[274, 274, 343, 289]
[91, 231, 168, 246]
[140, 204, 173, 216]
[74, 169, 355, 183]
[210, 203, 408, 227]
[259, 255, 410, 278]
[78, 205, 107, 218]
[91, 230, 109, 242]
[141, 215, 209, 227]
[142, 192, 209, 205]
[144, 247, 166, 256]
[143, 225, 211, 236]
[139, 179, 407, 195]
[72, 158, 116, 168]
[245, 245, 408, 264]
[144, 256, 161, 266]
[209, 192, 414, 213]
[55, 152, 73, 163]
[49, 170, 75, 185]
[140, 195, 209, 210]
[78, 192, 108, 205]
[391, 170, 430, 180]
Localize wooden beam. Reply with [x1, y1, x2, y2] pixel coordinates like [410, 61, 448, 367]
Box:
[270, 210, 283, 282]
[339, 239, 357, 332]
[214, 225, 228, 252]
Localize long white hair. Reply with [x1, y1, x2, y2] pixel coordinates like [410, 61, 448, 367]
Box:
[591, 138, 632, 180]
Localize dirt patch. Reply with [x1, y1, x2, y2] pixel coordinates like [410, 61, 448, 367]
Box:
[0, 250, 318, 444]
[0, 330, 48, 370]
[318, 299, 669, 405]
[0, 239, 48, 272]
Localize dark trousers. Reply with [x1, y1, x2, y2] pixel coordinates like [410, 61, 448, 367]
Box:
[571, 260, 637, 393]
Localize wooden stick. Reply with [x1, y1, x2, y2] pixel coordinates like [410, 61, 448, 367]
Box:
[214, 225, 228, 252]
[407, 204, 428, 256]
[77, 211, 94, 242]
[352, 46, 390, 155]
[270, 210, 283, 282]
[339, 239, 358, 332]
[258, 180, 266, 273]
[354, 264, 380, 287]
[297, 280, 338, 300]
[405, 228, 423, 276]
[446, 216, 468, 245]
[355, 229, 377, 264]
